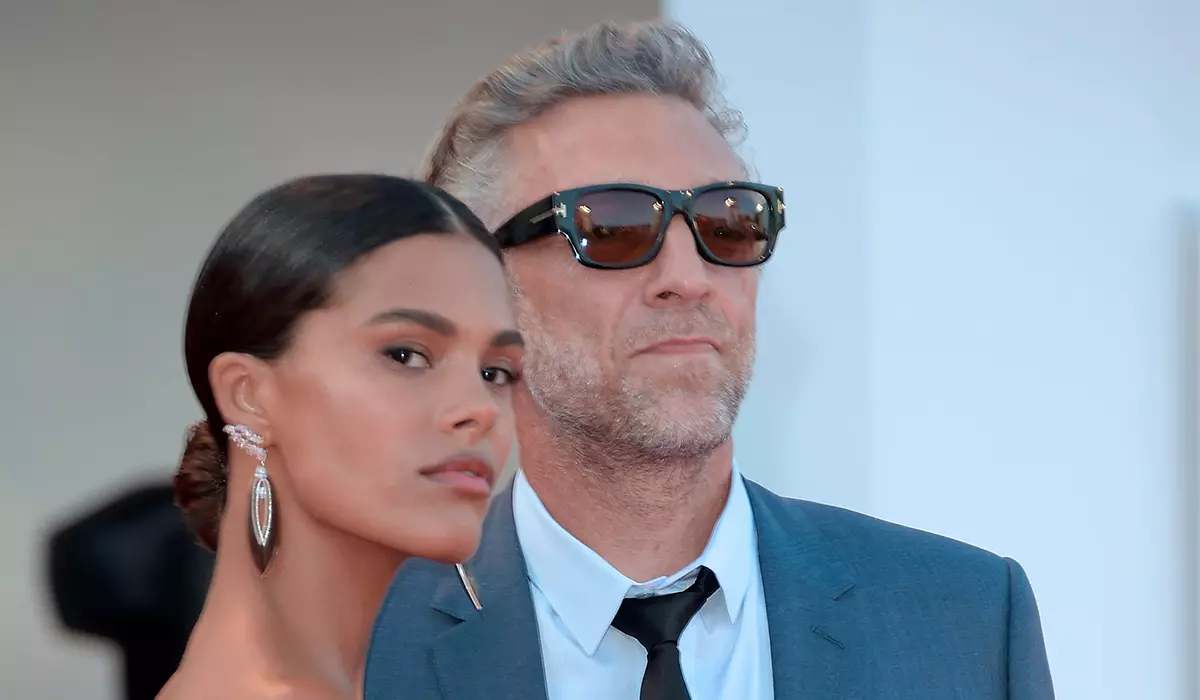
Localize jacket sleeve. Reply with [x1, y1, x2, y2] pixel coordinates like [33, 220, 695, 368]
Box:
[1005, 557, 1055, 699]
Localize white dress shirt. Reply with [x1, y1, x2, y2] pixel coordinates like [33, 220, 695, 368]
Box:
[512, 462, 774, 700]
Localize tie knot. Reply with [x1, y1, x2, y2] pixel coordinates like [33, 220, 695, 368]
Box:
[611, 566, 720, 651]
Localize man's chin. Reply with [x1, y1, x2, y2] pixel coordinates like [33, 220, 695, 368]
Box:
[625, 365, 727, 396]
[633, 394, 735, 438]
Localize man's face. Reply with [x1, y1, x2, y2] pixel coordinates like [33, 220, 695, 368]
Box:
[501, 93, 758, 462]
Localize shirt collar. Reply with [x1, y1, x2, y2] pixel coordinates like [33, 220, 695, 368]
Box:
[512, 460, 756, 656]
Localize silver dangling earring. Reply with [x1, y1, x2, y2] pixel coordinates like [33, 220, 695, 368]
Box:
[223, 424, 278, 575]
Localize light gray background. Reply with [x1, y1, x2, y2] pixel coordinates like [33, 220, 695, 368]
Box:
[0, 2, 656, 696]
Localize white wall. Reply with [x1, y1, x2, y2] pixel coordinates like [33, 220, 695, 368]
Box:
[667, 0, 1200, 698]
[0, 2, 657, 697]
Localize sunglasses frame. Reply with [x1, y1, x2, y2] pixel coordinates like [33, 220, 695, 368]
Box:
[493, 181, 787, 270]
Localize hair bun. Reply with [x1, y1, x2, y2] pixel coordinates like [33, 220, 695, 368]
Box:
[174, 420, 227, 551]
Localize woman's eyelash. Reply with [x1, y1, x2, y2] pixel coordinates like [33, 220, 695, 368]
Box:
[383, 346, 431, 368]
[384, 346, 520, 385]
[482, 366, 521, 386]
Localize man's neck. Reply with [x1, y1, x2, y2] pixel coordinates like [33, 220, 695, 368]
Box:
[517, 417, 734, 582]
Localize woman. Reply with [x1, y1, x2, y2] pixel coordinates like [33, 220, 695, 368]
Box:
[158, 174, 522, 700]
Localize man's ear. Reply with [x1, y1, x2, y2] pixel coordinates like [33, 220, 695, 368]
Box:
[208, 352, 276, 444]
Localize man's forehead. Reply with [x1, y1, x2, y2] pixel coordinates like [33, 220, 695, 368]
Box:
[504, 128, 745, 198]
[488, 95, 746, 226]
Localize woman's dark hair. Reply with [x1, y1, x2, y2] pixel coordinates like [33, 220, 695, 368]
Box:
[175, 174, 500, 550]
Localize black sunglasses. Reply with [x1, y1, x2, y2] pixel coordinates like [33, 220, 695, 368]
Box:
[494, 181, 786, 270]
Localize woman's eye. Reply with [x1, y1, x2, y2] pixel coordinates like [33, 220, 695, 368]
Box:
[481, 366, 518, 386]
[384, 346, 431, 369]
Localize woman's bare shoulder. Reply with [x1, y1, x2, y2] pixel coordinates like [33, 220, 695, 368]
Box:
[158, 676, 347, 700]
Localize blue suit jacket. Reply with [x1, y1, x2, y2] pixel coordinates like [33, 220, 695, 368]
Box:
[364, 479, 1054, 699]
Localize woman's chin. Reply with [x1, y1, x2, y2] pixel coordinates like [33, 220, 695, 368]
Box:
[412, 536, 481, 565]
[380, 517, 483, 565]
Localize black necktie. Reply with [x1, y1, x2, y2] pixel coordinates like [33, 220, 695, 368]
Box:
[611, 566, 720, 700]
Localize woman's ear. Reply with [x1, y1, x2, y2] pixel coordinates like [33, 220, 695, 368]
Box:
[208, 352, 277, 443]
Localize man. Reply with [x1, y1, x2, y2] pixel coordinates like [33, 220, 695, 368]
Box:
[365, 20, 1054, 700]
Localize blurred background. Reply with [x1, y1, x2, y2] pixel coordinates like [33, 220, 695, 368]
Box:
[1, 0, 1197, 698]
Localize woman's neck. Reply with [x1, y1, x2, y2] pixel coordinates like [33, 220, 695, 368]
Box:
[168, 495, 403, 699]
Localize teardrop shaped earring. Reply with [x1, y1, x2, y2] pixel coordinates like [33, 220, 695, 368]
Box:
[223, 424, 278, 575]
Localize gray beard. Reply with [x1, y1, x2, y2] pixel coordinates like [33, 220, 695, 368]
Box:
[509, 271, 756, 474]
[521, 327, 754, 472]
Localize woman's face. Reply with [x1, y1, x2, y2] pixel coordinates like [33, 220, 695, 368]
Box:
[263, 233, 521, 563]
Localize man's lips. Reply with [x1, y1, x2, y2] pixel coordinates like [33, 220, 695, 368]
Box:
[635, 337, 720, 355]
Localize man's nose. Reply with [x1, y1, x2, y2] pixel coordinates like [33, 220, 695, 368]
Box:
[643, 217, 715, 307]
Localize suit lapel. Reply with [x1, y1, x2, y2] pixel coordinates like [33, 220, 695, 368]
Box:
[430, 486, 549, 700]
[746, 481, 864, 699]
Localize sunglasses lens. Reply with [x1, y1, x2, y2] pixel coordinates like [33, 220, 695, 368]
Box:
[691, 187, 773, 264]
[572, 189, 664, 266]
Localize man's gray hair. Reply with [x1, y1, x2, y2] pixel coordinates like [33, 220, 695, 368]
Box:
[421, 20, 745, 228]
